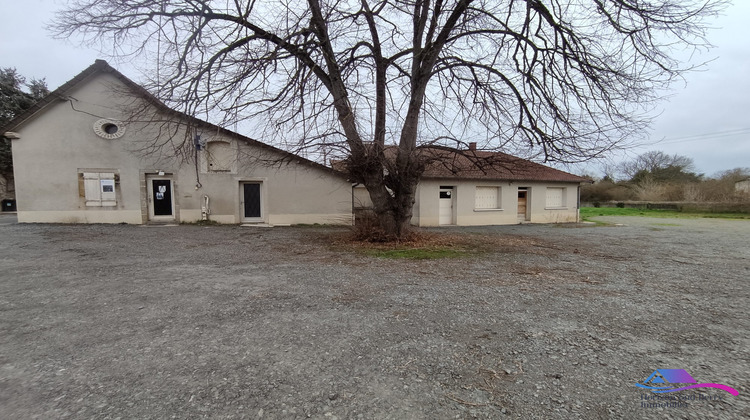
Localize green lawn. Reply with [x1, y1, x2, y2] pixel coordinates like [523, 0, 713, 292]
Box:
[580, 207, 750, 220]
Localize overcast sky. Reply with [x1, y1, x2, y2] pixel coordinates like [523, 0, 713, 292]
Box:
[1, 0, 748, 177]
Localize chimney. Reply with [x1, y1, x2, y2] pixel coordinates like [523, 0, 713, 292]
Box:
[468, 142, 477, 151]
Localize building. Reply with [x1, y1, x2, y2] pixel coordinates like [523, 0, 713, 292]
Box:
[352, 146, 588, 226]
[1, 60, 352, 225]
[736, 179, 750, 194]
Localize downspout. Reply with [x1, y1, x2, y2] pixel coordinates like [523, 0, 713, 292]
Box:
[201, 195, 211, 221]
[193, 134, 202, 189]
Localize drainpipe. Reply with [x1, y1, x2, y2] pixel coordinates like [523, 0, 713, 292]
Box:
[201, 195, 210, 221]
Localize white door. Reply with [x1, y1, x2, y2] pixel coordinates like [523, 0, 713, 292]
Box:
[439, 187, 454, 225]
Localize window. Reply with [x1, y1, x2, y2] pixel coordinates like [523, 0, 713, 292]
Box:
[82, 172, 117, 207]
[92, 119, 125, 139]
[475, 186, 501, 209]
[545, 187, 566, 208]
[206, 141, 235, 172]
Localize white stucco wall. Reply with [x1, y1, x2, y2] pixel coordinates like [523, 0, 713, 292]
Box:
[415, 179, 580, 226]
[10, 71, 352, 225]
[352, 179, 580, 227]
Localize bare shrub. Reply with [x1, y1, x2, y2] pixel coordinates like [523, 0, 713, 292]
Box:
[662, 183, 685, 201]
[580, 181, 635, 203]
[608, 185, 637, 202]
[683, 183, 704, 202]
[634, 179, 669, 201]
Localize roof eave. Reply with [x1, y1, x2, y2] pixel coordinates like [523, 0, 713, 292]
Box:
[421, 175, 588, 183]
[0, 60, 346, 179]
[0, 60, 111, 135]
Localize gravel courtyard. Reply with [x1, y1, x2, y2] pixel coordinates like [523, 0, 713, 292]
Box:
[0, 214, 747, 419]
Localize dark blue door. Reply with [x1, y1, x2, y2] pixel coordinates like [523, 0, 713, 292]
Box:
[243, 183, 261, 218]
[152, 179, 173, 216]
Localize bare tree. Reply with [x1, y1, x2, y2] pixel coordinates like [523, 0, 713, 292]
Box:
[618, 150, 697, 181]
[52, 0, 725, 237]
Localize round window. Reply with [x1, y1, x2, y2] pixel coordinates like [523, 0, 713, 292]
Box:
[103, 123, 118, 134]
[93, 119, 125, 139]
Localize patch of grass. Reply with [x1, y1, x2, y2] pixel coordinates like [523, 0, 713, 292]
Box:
[652, 223, 680, 226]
[181, 219, 221, 226]
[701, 213, 750, 219]
[590, 220, 614, 226]
[349, 231, 479, 259]
[362, 247, 470, 260]
[327, 229, 544, 260]
[580, 207, 750, 221]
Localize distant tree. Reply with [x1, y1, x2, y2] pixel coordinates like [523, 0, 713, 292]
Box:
[599, 162, 620, 183]
[1, 68, 49, 180]
[630, 165, 702, 185]
[601, 174, 616, 184]
[618, 151, 696, 180]
[576, 171, 598, 183]
[618, 151, 702, 185]
[580, 177, 636, 203]
[712, 167, 750, 183]
[53, 0, 726, 238]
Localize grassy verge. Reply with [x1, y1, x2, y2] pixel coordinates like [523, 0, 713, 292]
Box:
[580, 207, 750, 221]
[361, 247, 471, 259]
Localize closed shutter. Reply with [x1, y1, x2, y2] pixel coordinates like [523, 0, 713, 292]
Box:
[475, 186, 499, 209]
[83, 172, 117, 207]
[546, 187, 564, 208]
[83, 172, 102, 206]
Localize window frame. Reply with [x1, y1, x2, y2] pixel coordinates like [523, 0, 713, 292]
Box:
[81, 171, 118, 207]
[205, 140, 236, 173]
[544, 187, 567, 209]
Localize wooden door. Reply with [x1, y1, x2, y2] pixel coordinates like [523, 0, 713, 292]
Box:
[517, 191, 527, 220]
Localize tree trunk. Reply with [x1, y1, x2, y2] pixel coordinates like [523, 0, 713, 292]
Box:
[362, 154, 421, 239]
[368, 185, 417, 239]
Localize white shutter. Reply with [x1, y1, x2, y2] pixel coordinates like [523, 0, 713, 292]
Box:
[83, 172, 117, 207]
[475, 186, 499, 209]
[83, 172, 102, 206]
[546, 187, 564, 208]
[100, 173, 116, 206]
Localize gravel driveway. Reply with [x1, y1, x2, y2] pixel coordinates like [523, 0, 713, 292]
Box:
[0, 214, 747, 419]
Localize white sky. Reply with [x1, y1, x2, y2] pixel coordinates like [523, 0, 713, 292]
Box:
[1, 0, 748, 177]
